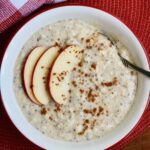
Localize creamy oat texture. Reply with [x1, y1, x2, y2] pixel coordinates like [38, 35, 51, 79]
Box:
[14, 19, 137, 141]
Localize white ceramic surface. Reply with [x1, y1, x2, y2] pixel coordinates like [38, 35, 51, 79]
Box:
[1, 6, 150, 150]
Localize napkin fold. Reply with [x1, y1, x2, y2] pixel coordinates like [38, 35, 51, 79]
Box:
[0, 0, 66, 33]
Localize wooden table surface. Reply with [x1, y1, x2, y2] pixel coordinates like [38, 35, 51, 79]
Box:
[122, 127, 150, 150]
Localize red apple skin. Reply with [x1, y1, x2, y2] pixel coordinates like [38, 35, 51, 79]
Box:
[48, 45, 72, 104]
[31, 45, 61, 105]
[22, 47, 44, 106]
[48, 45, 76, 104]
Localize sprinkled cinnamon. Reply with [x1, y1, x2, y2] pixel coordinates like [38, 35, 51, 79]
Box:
[78, 61, 83, 67]
[49, 116, 53, 121]
[40, 107, 47, 115]
[54, 103, 61, 112]
[79, 89, 84, 94]
[73, 67, 76, 71]
[86, 46, 92, 49]
[87, 89, 97, 102]
[86, 39, 90, 43]
[91, 63, 96, 70]
[72, 81, 77, 87]
[101, 77, 118, 87]
[78, 125, 88, 135]
[97, 106, 104, 116]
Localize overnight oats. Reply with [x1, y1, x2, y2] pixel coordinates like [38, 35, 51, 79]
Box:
[13, 19, 137, 141]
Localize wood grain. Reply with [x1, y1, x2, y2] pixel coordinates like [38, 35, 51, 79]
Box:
[122, 128, 150, 150]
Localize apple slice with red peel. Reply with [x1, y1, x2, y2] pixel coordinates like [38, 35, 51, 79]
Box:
[49, 45, 83, 105]
[23, 46, 46, 105]
[32, 46, 60, 105]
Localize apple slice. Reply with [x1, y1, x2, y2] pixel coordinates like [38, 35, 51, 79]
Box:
[23, 46, 46, 105]
[49, 45, 83, 105]
[32, 46, 60, 105]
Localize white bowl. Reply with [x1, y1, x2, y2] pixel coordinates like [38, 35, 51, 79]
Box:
[1, 5, 150, 150]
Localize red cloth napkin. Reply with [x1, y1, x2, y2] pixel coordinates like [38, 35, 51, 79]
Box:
[0, 0, 66, 33]
[0, 0, 150, 149]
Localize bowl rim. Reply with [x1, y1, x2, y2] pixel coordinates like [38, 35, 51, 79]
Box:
[0, 4, 150, 149]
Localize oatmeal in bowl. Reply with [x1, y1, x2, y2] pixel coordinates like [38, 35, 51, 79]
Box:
[1, 6, 149, 150]
[14, 19, 137, 141]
